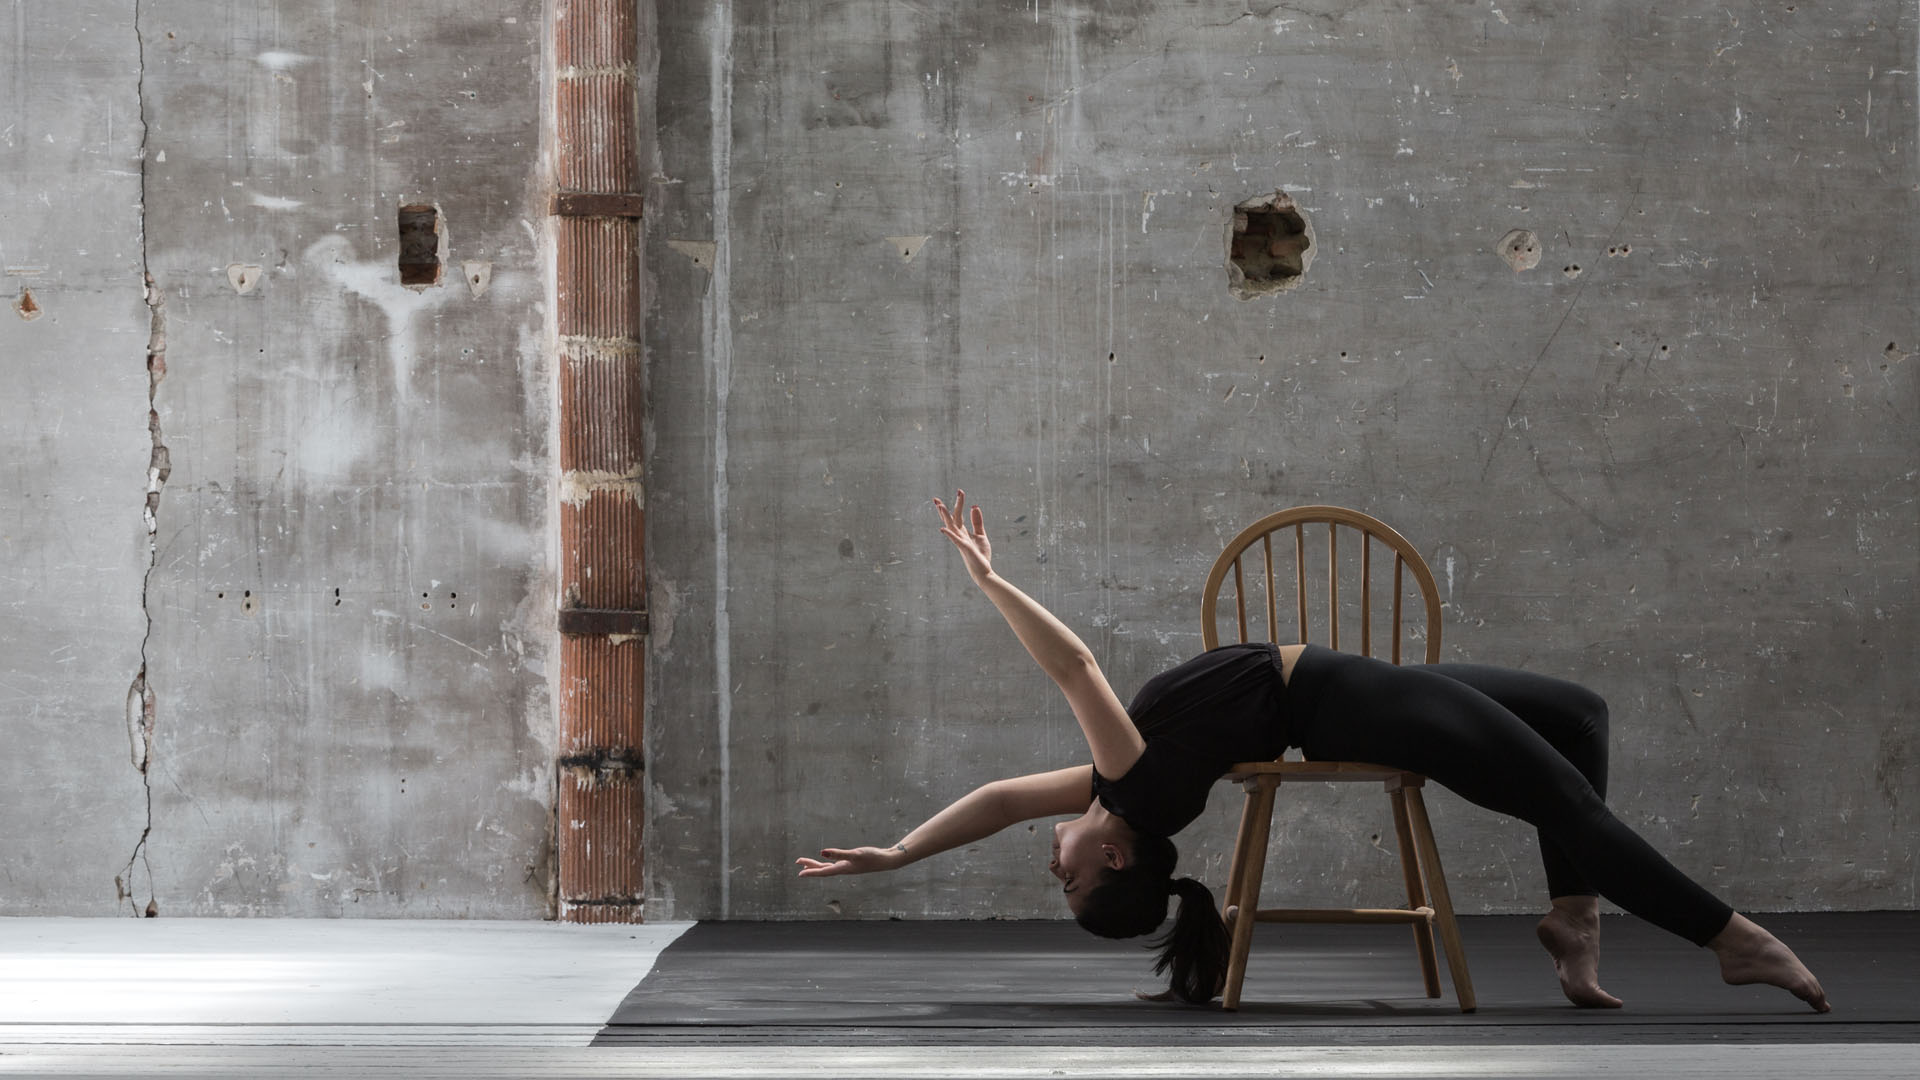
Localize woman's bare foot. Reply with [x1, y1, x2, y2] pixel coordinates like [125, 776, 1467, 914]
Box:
[1536, 896, 1624, 1008]
[1708, 913, 1830, 1013]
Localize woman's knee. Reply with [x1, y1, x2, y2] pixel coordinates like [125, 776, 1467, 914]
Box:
[1573, 685, 1609, 741]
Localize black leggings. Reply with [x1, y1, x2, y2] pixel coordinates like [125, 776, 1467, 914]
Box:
[1286, 646, 1734, 946]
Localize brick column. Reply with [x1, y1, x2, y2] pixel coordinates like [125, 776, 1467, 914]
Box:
[550, 0, 646, 923]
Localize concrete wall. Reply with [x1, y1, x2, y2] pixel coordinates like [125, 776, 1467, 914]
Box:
[2, 0, 1913, 925]
[1, 1, 554, 916]
[643, 1, 1918, 920]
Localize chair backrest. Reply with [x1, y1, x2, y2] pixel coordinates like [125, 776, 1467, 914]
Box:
[1201, 506, 1442, 664]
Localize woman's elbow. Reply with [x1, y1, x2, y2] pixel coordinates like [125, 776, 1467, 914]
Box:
[976, 779, 1020, 825]
[1053, 649, 1101, 684]
[1055, 653, 1114, 699]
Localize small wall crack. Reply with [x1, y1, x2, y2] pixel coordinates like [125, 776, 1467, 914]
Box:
[118, 5, 163, 919]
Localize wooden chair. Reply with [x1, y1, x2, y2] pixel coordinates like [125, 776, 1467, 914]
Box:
[1202, 506, 1475, 1012]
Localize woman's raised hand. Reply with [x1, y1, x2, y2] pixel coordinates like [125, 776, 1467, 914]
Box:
[933, 489, 994, 582]
[794, 846, 905, 877]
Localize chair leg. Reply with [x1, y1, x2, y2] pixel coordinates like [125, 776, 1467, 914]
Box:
[1222, 781, 1259, 923]
[1221, 778, 1276, 1011]
[1404, 786, 1476, 1013]
[1389, 787, 1442, 998]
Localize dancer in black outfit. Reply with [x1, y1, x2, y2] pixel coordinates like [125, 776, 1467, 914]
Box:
[797, 492, 1829, 1012]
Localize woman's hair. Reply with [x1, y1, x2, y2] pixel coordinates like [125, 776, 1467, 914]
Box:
[1073, 832, 1230, 1004]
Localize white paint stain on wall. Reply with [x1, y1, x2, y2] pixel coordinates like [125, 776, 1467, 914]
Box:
[303, 234, 459, 405]
[248, 192, 304, 210]
[255, 51, 316, 70]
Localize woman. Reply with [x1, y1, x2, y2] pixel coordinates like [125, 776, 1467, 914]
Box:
[796, 492, 1829, 1012]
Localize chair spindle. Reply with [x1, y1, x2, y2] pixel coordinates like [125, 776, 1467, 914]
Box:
[1328, 523, 1340, 651]
[1262, 534, 1277, 643]
[1361, 533, 1372, 657]
[1232, 557, 1248, 643]
[1294, 524, 1307, 642]
[1392, 555, 1404, 665]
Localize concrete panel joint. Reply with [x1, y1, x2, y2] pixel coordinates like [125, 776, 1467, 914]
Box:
[121, 272, 167, 916]
[116, 6, 166, 918]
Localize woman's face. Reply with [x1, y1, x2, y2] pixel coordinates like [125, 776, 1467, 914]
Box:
[1049, 801, 1129, 916]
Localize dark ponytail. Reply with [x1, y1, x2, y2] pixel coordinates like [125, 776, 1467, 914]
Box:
[1151, 877, 1230, 1003]
[1075, 834, 1230, 1004]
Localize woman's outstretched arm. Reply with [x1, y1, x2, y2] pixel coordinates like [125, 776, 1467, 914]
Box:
[796, 766, 1092, 877]
[934, 491, 1145, 779]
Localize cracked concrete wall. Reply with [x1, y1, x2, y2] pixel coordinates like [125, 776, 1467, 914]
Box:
[1, 1, 554, 915]
[1, 0, 154, 913]
[4, 0, 1915, 926]
[643, 1, 1917, 920]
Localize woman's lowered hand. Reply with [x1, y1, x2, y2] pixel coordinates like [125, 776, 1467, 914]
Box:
[794, 845, 908, 877]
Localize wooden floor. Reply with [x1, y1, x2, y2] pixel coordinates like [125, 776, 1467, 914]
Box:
[2, 917, 1912, 1079]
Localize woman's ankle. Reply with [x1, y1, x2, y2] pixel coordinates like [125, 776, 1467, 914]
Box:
[1706, 912, 1757, 955]
[1548, 895, 1600, 921]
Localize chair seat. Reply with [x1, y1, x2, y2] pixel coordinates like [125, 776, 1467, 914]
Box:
[1225, 760, 1426, 786]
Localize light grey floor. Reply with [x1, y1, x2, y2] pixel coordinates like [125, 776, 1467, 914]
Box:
[1, 918, 1911, 1079]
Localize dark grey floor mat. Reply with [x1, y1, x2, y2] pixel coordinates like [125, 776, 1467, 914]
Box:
[598, 912, 1916, 1044]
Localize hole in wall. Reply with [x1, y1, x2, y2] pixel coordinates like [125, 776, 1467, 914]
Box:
[13, 289, 42, 320]
[886, 235, 930, 263]
[397, 204, 445, 287]
[463, 260, 492, 298]
[1227, 189, 1314, 300]
[1498, 229, 1541, 272]
[227, 264, 262, 294]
